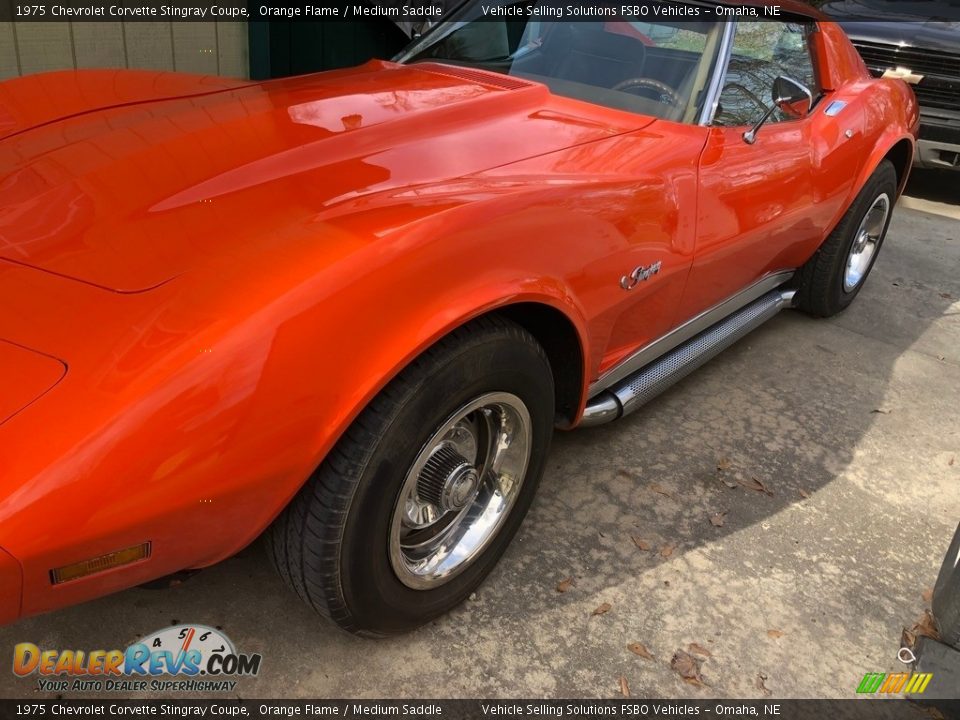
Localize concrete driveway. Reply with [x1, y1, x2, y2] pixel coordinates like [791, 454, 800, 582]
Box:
[2, 170, 958, 701]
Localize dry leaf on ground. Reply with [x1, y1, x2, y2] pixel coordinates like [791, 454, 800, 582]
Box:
[709, 512, 727, 527]
[799, 489, 811, 499]
[902, 627, 917, 650]
[649, 482, 676, 499]
[592, 602, 612, 616]
[670, 650, 707, 687]
[556, 577, 575, 593]
[756, 673, 772, 696]
[767, 629, 785, 639]
[871, 408, 892, 414]
[688, 642, 712, 658]
[739, 476, 773, 496]
[660, 544, 676, 558]
[940, 292, 955, 300]
[631, 535, 651, 551]
[950, 456, 955, 467]
[717, 457, 732, 471]
[628, 642, 655, 660]
[922, 587, 934, 604]
[911, 610, 941, 641]
[619, 676, 630, 697]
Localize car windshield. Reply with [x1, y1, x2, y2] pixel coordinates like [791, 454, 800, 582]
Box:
[396, 1, 725, 123]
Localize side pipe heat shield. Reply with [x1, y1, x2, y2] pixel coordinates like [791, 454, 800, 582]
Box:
[581, 289, 797, 427]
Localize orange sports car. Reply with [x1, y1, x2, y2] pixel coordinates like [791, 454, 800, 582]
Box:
[0, 1, 918, 635]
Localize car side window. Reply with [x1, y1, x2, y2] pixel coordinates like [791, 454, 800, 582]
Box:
[713, 21, 820, 128]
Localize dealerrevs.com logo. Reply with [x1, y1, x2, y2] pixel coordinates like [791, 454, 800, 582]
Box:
[13, 625, 262, 693]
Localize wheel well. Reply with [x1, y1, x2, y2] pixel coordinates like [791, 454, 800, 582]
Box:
[494, 303, 584, 429]
[885, 139, 914, 194]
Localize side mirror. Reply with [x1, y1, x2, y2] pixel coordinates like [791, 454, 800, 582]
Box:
[773, 76, 814, 119]
[743, 76, 813, 145]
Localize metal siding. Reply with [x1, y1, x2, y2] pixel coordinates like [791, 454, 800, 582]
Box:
[122, 22, 175, 70]
[171, 22, 218, 74]
[0, 19, 248, 79]
[13, 21, 73, 75]
[0, 2, 18, 80]
[216, 21, 248, 78]
[72, 22, 125, 68]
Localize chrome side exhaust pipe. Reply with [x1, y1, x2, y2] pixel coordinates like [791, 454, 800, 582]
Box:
[581, 289, 797, 427]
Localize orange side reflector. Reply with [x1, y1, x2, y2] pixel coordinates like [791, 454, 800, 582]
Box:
[50, 543, 151, 584]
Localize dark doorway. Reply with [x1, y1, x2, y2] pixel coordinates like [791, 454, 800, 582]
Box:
[248, 20, 410, 79]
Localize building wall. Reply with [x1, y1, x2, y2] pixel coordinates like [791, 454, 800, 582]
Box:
[0, 4, 248, 80]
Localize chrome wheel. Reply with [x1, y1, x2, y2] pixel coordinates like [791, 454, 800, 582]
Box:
[844, 193, 890, 293]
[389, 392, 532, 590]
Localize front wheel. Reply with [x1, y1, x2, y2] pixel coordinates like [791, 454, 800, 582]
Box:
[267, 316, 555, 636]
[795, 159, 898, 318]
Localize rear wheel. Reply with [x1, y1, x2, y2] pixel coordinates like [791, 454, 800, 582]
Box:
[266, 315, 555, 636]
[795, 160, 897, 317]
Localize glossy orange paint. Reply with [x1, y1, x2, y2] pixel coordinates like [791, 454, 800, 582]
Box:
[0, 16, 916, 622]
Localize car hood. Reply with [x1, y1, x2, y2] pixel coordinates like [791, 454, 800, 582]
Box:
[0, 61, 645, 293]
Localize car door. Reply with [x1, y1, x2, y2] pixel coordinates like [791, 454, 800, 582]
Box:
[680, 20, 825, 317]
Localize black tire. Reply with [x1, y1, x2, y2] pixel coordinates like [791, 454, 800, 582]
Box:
[932, 523, 960, 649]
[266, 315, 555, 636]
[795, 160, 898, 318]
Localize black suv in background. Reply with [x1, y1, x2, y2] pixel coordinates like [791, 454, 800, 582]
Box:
[823, 0, 960, 170]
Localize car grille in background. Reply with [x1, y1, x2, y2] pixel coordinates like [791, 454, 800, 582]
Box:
[852, 40, 960, 113]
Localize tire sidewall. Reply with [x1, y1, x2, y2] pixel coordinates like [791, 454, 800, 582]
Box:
[338, 333, 554, 634]
[828, 166, 897, 312]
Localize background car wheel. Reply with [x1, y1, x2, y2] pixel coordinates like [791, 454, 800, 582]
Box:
[795, 159, 897, 318]
[933, 523, 960, 649]
[266, 315, 555, 636]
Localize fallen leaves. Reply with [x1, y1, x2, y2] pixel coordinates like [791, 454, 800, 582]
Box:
[799, 488, 811, 499]
[738, 476, 774, 496]
[592, 602, 612, 617]
[709, 512, 727, 527]
[871, 408, 892, 415]
[556, 577, 575, 594]
[659, 544, 676, 559]
[716, 457, 732, 472]
[767, 629, 785, 639]
[922, 587, 934, 604]
[688, 642, 712, 658]
[939, 292, 955, 300]
[910, 610, 941, 641]
[670, 649, 707, 687]
[631, 535, 651, 551]
[648, 482, 676, 499]
[627, 642, 654, 660]
[618, 676, 630, 697]
[756, 673, 772, 696]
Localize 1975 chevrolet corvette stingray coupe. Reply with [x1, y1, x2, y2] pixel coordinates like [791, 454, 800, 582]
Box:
[0, 0, 918, 635]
